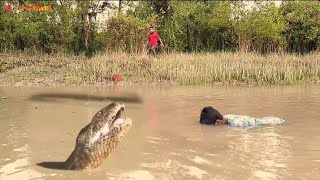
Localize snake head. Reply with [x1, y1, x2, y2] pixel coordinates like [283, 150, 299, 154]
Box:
[76, 102, 132, 147]
[65, 102, 132, 170]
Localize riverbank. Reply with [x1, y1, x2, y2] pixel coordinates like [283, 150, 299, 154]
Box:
[0, 52, 319, 87]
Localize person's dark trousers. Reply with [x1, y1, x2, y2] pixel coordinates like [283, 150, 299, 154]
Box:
[148, 46, 160, 56]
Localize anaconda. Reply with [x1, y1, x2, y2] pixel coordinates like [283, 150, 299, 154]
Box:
[64, 102, 132, 170]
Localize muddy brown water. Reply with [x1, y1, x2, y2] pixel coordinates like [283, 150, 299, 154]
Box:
[0, 85, 319, 180]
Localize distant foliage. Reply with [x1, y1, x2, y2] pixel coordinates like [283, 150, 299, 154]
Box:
[165, 2, 237, 52]
[1, 1, 320, 56]
[280, 2, 320, 54]
[234, 2, 287, 53]
[0, 1, 76, 53]
[103, 15, 150, 53]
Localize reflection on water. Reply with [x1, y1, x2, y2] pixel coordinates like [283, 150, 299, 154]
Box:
[140, 136, 211, 179]
[0, 94, 45, 180]
[226, 128, 292, 180]
[0, 85, 320, 179]
[0, 145, 46, 180]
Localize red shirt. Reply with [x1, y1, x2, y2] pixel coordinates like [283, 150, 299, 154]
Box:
[148, 32, 160, 47]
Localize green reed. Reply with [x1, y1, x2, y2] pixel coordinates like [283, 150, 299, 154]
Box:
[1, 52, 319, 86]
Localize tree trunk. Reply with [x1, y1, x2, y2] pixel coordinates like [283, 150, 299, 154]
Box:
[84, 14, 89, 50]
[118, 0, 122, 14]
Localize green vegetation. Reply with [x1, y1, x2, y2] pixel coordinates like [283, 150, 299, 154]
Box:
[1, 1, 320, 86]
[1, 1, 320, 55]
[1, 52, 319, 86]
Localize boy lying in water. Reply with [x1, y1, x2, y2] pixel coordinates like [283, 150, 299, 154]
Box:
[199, 106, 285, 128]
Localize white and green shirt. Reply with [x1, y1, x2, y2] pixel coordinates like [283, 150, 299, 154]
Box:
[224, 114, 286, 128]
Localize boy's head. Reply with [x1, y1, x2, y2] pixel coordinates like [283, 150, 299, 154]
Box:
[199, 106, 223, 125]
[149, 26, 154, 33]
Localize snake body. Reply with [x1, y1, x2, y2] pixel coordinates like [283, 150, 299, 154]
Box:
[64, 102, 132, 170]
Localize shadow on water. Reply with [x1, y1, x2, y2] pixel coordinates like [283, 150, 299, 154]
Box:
[29, 93, 143, 104]
[36, 162, 67, 170]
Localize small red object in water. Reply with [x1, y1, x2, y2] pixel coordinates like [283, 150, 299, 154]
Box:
[112, 74, 121, 82]
[5, 4, 13, 11]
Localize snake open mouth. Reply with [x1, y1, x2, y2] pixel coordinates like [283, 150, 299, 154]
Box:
[110, 107, 124, 127]
[90, 106, 128, 144]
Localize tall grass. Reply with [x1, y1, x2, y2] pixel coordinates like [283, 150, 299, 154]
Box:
[1, 52, 319, 86]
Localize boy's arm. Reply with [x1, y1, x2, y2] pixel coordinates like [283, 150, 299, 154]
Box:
[159, 37, 164, 47]
[144, 38, 149, 47]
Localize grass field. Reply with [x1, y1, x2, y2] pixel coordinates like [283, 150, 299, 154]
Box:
[1, 51, 319, 86]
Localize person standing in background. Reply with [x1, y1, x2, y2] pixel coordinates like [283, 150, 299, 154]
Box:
[145, 26, 164, 57]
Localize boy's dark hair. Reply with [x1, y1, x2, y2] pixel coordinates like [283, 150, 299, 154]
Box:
[199, 106, 223, 125]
